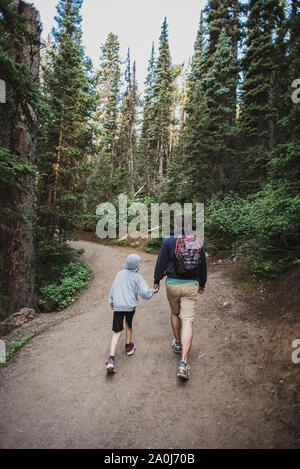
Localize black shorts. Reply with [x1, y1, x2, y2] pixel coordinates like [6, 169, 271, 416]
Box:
[112, 311, 135, 333]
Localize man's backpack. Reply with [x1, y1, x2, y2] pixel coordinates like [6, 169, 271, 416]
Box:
[174, 235, 203, 278]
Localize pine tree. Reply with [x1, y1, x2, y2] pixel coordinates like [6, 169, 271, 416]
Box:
[165, 13, 207, 203]
[168, 27, 240, 202]
[228, 0, 246, 61]
[0, 0, 41, 313]
[152, 17, 174, 182]
[270, 0, 288, 146]
[38, 0, 95, 241]
[116, 49, 139, 192]
[90, 32, 122, 201]
[240, 0, 284, 189]
[205, 0, 244, 62]
[195, 28, 239, 199]
[95, 33, 121, 163]
[138, 20, 174, 190]
[137, 42, 157, 189]
[186, 11, 207, 119]
[190, 12, 206, 84]
[205, 0, 231, 59]
[269, 0, 300, 191]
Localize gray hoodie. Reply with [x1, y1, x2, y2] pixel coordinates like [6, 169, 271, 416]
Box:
[108, 254, 155, 312]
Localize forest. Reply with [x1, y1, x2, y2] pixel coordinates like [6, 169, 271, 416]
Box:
[0, 0, 299, 317]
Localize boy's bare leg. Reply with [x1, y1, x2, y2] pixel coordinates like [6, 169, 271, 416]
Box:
[171, 312, 181, 342]
[110, 331, 122, 357]
[125, 322, 133, 345]
[180, 319, 193, 363]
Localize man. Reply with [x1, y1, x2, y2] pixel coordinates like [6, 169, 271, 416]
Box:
[153, 226, 207, 380]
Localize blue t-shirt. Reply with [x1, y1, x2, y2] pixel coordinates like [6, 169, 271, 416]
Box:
[166, 278, 198, 285]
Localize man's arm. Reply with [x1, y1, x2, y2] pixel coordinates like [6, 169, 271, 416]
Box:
[199, 244, 207, 290]
[154, 239, 170, 286]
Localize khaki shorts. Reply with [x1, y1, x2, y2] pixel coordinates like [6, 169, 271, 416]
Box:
[166, 282, 198, 322]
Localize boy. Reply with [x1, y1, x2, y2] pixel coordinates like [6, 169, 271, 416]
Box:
[106, 253, 157, 374]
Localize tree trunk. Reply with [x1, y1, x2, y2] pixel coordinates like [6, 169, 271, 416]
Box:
[268, 32, 275, 151]
[3, 1, 41, 314]
[53, 129, 63, 204]
[232, 0, 240, 111]
[128, 127, 135, 192]
[232, 0, 239, 62]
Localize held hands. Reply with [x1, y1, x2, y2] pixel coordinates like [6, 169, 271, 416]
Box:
[152, 284, 204, 294]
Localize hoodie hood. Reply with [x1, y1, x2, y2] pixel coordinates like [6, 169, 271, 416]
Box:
[124, 254, 140, 272]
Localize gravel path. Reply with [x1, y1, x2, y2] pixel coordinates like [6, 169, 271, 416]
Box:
[0, 241, 299, 449]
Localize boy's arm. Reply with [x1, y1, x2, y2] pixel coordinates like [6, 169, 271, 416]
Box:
[154, 239, 170, 285]
[108, 286, 114, 308]
[137, 277, 156, 300]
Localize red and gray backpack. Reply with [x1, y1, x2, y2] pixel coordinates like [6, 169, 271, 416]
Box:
[174, 235, 203, 278]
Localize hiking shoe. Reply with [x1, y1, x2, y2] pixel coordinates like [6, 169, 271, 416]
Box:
[172, 338, 182, 354]
[106, 357, 115, 374]
[177, 361, 191, 380]
[125, 342, 136, 356]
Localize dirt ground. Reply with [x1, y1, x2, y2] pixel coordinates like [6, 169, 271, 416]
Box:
[0, 240, 299, 449]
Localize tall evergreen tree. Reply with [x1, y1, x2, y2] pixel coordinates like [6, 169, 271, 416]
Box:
[190, 12, 206, 84]
[240, 0, 285, 189]
[205, 0, 244, 61]
[186, 11, 206, 118]
[95, 33, 121, 163]
[116, 49, 139, 192]
[228, 0, 245, 61]
[152, 17, 174, 182]
[165, 12, 207, 203]
[167, 25, 240, 203]
[90, 32, 122, 201]
[137, 42, 157, 189]
[194, 28, 240, 199]
[38, 0, 95, 241]
[269, 0, 300, 191]
[205, 0, 231, 59]
[0, 0, 41, 313]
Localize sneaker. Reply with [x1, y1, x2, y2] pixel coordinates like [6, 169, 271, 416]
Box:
[172, 338, 182, 354]
[106, 357, 115, 374]
[125, 342, 136, 356]
[177, 361, 191, 380]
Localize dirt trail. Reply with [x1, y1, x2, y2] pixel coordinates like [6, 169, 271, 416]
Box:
[0, 241, 299, 449]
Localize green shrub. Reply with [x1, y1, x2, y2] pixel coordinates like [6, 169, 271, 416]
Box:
[144, 237, 163, 253]
[205, 184, 300, 274]
[40, 262, 92, 311]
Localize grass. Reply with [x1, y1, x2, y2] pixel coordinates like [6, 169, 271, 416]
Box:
[3, 331, 41, 363]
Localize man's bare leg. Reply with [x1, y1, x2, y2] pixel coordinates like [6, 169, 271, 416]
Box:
[171, 312, 181, 342]
[180, 319, 193, 363]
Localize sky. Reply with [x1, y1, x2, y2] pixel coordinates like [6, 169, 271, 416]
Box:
[32, 0, 207, 92]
